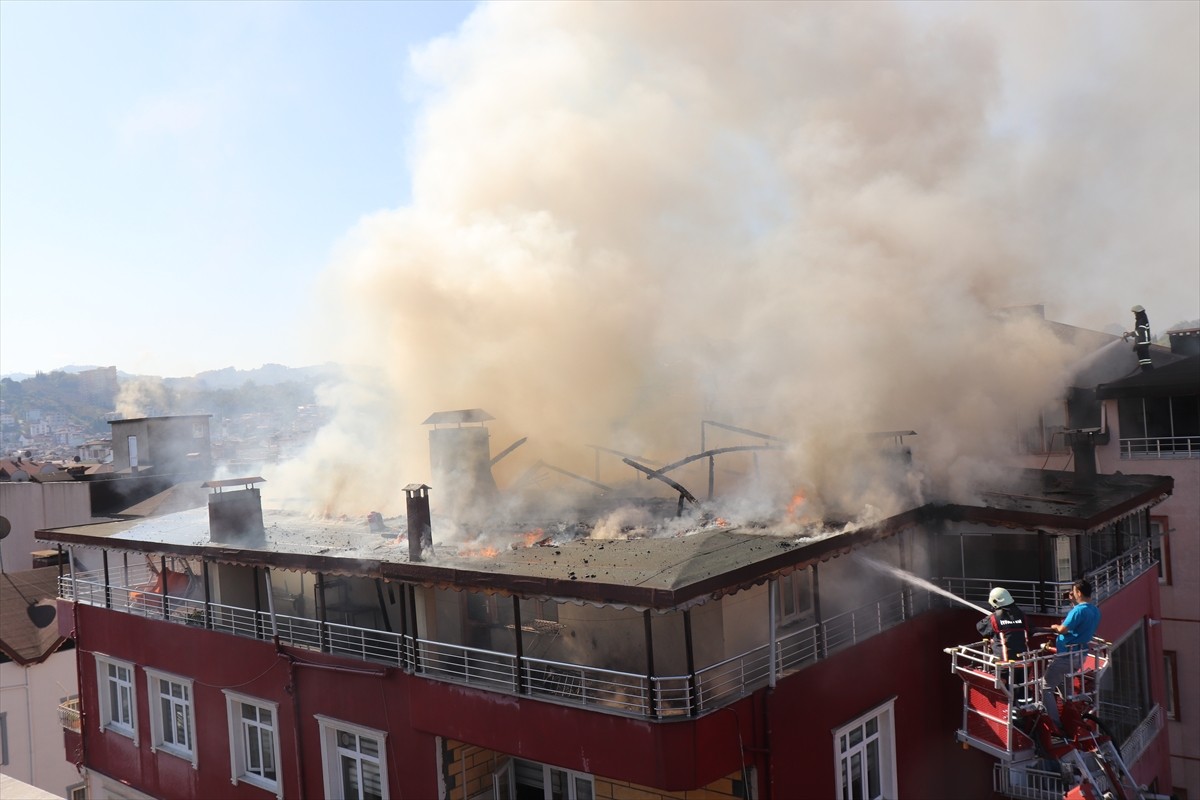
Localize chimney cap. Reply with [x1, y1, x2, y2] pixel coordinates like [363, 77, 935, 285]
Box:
[203, 476, 265, 493]
[403, 483, 431, 492]
[423, 409, 494, 426]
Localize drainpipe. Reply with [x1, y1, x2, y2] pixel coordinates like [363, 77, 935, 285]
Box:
[284, 655, 306, 800]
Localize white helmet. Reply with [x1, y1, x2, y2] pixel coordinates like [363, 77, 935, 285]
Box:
[1131, 304, 1145, 313]
[988, 587, 1014, 608]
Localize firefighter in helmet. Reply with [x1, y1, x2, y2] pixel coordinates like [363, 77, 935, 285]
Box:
[1125, 305, 1153, 371]
[977, 587, 1031, 660]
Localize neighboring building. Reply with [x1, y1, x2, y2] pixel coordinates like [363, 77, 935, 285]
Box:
[0, 480, 92, 571]
[1094, 334, 1200, 800]
[0, 567, 83, 800]
[109, 415, 213, 477]
[37, 446, 1174, 800]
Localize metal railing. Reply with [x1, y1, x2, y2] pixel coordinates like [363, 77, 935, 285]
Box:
[58, 698, 82, 733]
[993, 764, 1064, 800]
[1119, 705, 1163, 767]
[54, 568, 978, 721]
[1119, 436, 1200, 459]
[941, 540, 1156, 614]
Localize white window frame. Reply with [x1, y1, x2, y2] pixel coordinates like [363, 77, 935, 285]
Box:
[145, 668, 197, 766]
[776, 568, 814, 626]
[833, 697, 897, 800]
[315, 715, 389, 800]
[225, 690, 283, 798]
[542, 764, 595, 800]
[94, 654, 138, 742]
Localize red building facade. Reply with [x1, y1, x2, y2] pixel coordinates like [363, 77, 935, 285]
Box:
[45, 468, 1174, 800]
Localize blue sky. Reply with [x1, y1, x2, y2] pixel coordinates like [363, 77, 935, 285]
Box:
[0, 0, 476, 377]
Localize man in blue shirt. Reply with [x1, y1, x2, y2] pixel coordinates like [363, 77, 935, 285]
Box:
[1042, 578, 1101, 733]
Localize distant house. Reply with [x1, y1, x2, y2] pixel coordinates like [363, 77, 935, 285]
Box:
[109, 415, 213, 477]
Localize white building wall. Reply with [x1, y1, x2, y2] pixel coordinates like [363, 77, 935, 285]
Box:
[0, 648, 81, 797]
[0, 482, 92, 571]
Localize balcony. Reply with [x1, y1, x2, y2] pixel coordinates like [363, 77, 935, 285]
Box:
[941, 540, 1158, 615]
[1119, 435, 1200, 459]
[58, 566, 938, 721]
[58, 697, 81, 733]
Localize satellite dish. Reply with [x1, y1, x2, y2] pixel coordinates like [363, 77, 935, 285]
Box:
[27, 600, 57, 629]
[0, 516, 10, 540]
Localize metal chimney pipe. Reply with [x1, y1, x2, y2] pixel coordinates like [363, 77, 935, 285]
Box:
[1065, 430, 1098, 488]
[404, 484, 432, 562]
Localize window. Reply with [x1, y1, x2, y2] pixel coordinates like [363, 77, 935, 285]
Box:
[499, 759, 595, 800]
[776, 569, 813, 626]
[225, 691, 282, 796]
[1164, 652, 1181, 721]
[1099, 624, 1151, 745]
[834, 698, 897, 800]
[95, 655, 137, 741]
[66, 783, 87, 800]
[1151, 516, 1171, 584]
[316, 716, 388, 800]
[145, 669, 196, 765]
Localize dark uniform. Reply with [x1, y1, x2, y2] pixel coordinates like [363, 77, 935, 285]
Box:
[977, 605, 1030, 661]
[1132, 306, 1153, 371]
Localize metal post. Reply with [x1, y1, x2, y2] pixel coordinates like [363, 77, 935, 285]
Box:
[160, 556, 169, 620]
[812, 564, 826, 659]
[103, 550, 112, 610]
[683, 609, 697, 715]
[1036, 532, 1047, 613]
[202, 561, 212, 630]
[264, 569, 279, 640]
[513, 596, 526, 694]
[768, 579, 778, 687]
[644, 610, 657, 718]
[397, 583, 410, 670]
[408, 584, 422, 672]
[374, 580, 393, 632]
[69, 546, 77, 602]
[316, 573, 328, 652]
[708, 455, 715, 500]
[252, 566, 262, 638]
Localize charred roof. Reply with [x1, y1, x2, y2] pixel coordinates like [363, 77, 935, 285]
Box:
[36, 467, 1173, 611]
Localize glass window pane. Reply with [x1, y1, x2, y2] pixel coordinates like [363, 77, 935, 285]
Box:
[848, 726, 863, 747]
[867, 739, 880, 799]
[575, 776, 594, 800]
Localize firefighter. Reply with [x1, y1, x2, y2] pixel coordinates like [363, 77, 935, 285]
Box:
[1126, 305, 1153, 371]
[976, 587, 1030, 660]
[977, 587, 1032, 703]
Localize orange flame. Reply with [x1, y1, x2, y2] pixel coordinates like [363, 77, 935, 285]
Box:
[458, 545, 499, 558]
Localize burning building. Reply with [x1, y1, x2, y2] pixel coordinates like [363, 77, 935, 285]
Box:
[35, 410, 1176, 800]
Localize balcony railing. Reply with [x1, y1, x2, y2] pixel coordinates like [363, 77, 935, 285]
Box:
[1119, 435, 1200, 459]
[941, 540, 1157, 615]
[58, 698, 81, 733]
[59, 568, 940, 720]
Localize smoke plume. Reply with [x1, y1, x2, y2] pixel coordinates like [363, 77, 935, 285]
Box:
[272, 1, 1199, 523]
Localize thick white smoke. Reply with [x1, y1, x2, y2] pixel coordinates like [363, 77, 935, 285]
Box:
[271, 1, 1199, 523]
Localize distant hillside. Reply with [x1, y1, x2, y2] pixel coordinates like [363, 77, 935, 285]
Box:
[0, 364, 339, 436]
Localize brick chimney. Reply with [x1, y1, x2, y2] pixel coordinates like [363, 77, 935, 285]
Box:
[404, 483, 432, 562]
